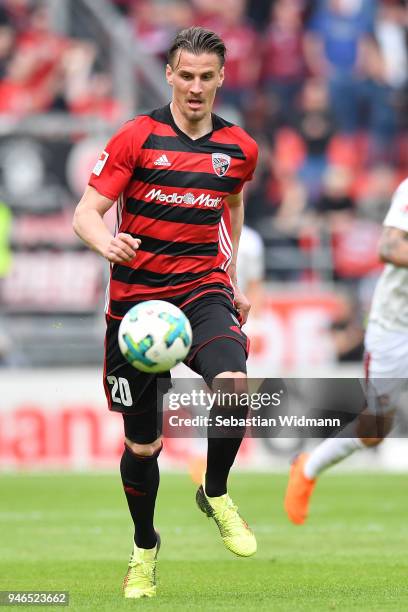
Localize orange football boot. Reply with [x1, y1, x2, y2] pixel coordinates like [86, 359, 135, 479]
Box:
[284, 453, 316, 525]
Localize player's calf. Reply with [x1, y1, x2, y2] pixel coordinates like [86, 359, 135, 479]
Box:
[206, 372, 249, 497]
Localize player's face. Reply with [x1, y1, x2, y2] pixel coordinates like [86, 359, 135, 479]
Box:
[166, 51, 224, 123]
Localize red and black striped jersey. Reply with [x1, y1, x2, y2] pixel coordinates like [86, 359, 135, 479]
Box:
[88, 104, 258, 318]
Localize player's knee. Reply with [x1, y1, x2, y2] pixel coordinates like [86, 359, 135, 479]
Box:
[211, 373, 249, 419]
[359, 436, 385, 447]
[214, 371, 246, 379]
[213, 372, 248, 399]
[125, 436, 162, 457]
[356, 408, 395, 440]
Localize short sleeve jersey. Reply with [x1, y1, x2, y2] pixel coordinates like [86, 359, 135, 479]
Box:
[369, 178, 408, 332]
[89, 104, 258, 318]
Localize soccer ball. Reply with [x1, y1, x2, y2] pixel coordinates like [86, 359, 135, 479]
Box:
[118, 300, 193, 373]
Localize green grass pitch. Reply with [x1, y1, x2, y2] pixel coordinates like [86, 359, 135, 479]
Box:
[1, 471, 408, 611]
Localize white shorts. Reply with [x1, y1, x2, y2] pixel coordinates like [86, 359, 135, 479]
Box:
[364, 321, 408, 412]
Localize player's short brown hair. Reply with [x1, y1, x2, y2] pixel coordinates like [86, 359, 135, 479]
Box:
[168, 26, 226, 68]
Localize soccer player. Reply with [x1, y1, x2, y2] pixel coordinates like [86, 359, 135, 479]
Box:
[73, 27, 258, 599]
[284, 176, 408, 525]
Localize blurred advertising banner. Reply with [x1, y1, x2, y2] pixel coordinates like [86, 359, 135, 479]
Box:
[0, 124, 113, 314]
[1, 251, 103, 312]
[1, 370, 408, 471]
[245, 290, 343, 374]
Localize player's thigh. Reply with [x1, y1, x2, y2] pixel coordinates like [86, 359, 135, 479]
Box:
[104, 316, 170, 440]
[122, 412, 162, 446]
[184, 296, 248, 386]
[364, 322, 408, 414]
[190, 336, 247, 388]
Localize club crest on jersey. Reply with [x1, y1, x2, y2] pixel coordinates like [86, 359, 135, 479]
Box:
[212, 153, 231, 177]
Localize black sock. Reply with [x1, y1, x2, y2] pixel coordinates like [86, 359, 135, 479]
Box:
[205, 436, 243, 497]
[120, 443, 161, 549]
[205, 390, 247, 497]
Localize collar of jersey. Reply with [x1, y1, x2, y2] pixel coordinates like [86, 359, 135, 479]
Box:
[165, 103, 215, 147]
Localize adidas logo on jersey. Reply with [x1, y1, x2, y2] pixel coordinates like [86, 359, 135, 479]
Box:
[154, 154, 171, 167]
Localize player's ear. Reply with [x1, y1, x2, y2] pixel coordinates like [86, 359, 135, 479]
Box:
[217, 66, 225, 88]
[166, 64, 173, 86]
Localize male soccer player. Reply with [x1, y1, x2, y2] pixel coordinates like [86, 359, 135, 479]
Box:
[73, 26, 258, 598]
[284, 177, 408, 525]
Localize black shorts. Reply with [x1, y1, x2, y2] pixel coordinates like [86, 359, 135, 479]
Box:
[104, 292, 249, 437]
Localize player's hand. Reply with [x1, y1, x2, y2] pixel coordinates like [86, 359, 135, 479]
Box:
[104, 233, 141, 264]
[233, 285, 251, 325]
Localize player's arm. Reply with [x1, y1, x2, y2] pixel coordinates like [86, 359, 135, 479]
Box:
[378, 226, 408, 267]
[73, 185, 140, 264]
[226, 191, 250, 324]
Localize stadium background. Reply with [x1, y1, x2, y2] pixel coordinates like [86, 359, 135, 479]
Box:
[0, 0, 408, 471]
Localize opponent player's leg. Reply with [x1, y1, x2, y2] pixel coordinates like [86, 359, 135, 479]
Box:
[285, 369, 401, 527]
[284, 407, 395, 525]
[191, 336, 257, 556]
[104, 315, 167, 598]
[284, 322, 405, 525]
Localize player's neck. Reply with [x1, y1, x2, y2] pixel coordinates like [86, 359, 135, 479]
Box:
[170, 102, 213, 140]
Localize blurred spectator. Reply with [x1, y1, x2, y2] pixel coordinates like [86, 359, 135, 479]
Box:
[257, 173, 316, 281]
[330, 213, 383, 282]
[247, 0, 275, 31]
[304, 0, 374, 133]
[330, 294, 364, 362]
[316, 165, 354, 214]
[206, 0, 260, 110]
[1, 0, 31, 32]
[273, 173, 309, 237]
[262, 0, 307, 124]
[0, 2, 70, 115]
[0, 5, 15, 78]
[243, 89, 278, 145]
[296, 78, 336, 203]
[163, 0, 196, 38]
[111, 0, 134, 17]
[375, 1, 408, 91]
[69, 71, 123, 122]
[15, 3, 69, 88]
[355, 164, 397, 223]
[358, 35, 398, 159]
[241, 87, 280, 219]
[0, 48, 59, 114]
[0, 2, 125, 118]
[191, 0, 220, 26]
[244, 138, 277, 223]
[130, 1, 170, 57]
[355, 2, 408, 159]
[322, 169, 384, 281]
[131, 0, 194, 60]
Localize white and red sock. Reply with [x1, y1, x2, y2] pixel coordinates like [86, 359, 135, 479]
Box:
[304, 437, 365, 480]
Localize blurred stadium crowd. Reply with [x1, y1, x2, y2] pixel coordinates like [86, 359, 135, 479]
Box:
[0, 0, 407, 366]
[0, 0, 122, 118]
